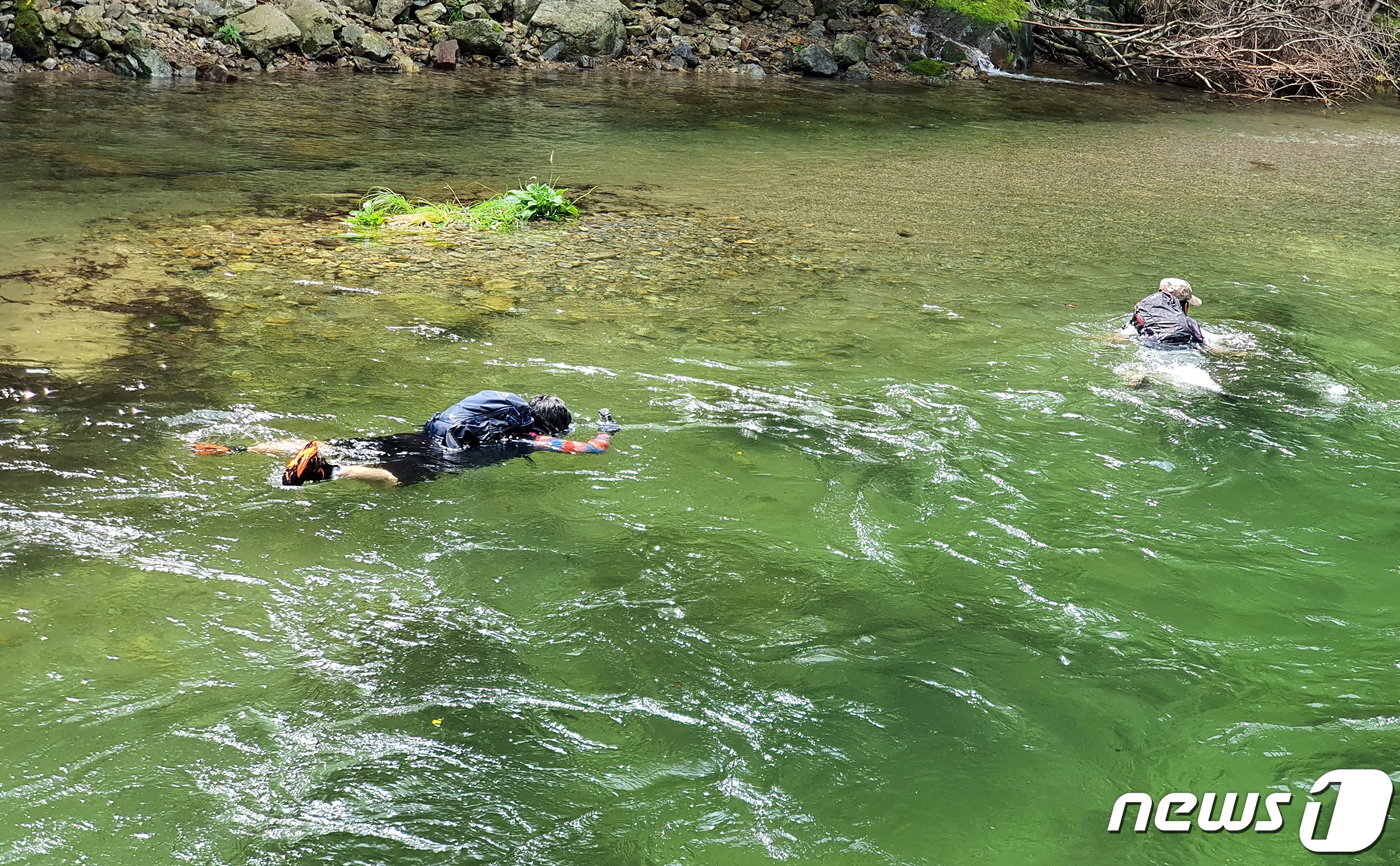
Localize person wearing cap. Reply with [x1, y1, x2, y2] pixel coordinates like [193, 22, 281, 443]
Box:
[1126, 278, 1208, 350]
[193, 392, 621, 487]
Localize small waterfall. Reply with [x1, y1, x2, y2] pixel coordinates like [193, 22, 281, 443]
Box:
[949, 38, 1103, 86]
[905, 17, 1104, 87]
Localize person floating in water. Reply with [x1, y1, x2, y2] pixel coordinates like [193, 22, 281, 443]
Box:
[1125, 277, 1209, 350]
[194, 391, 620, 486]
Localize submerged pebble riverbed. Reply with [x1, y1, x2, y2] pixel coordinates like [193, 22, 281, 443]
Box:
[3, 71, 1400, 864]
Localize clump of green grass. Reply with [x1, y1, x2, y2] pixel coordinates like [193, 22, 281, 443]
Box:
[215, 21, 242, 44]
[498, 182, 579, 222]
[344, 182, 581, 233]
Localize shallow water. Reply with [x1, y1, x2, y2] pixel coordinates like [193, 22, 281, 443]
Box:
[3, 70, 1400, 864]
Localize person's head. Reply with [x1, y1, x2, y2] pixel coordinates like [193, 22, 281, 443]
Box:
[528, 394, 572, 436]
[1160, 277, 1202, 307]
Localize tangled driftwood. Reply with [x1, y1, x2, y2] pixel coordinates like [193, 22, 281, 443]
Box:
[1024, 1, 1400, 101]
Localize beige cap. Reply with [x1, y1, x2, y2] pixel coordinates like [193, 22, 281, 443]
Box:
[1160, 277, 1202, 307]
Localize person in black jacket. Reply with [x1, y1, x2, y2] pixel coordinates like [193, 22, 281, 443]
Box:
[194, 392, 620, 486]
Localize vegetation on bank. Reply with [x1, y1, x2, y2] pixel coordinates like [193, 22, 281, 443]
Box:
[905, 58, 949, 77]
[214, 22, 242, 46]
[345, 183, 581, 233]
[1027, 0, 1399, 102]
[918, 0, 1029, 25]
[10, 0, 48, 63]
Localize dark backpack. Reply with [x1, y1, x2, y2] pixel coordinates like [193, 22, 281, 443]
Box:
[423, 390, 535, 450]
[1130, 292, 1194, 345]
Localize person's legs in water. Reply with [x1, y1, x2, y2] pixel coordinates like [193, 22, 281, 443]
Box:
[281, 438, 453, 487]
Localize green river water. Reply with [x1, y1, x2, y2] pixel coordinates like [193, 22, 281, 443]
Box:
[3, 71, 1400, 865]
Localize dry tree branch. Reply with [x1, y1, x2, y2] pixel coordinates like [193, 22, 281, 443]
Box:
[1026, 0, 1400, 101]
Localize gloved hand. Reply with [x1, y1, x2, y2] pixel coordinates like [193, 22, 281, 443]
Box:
[597, 408, 621, 435]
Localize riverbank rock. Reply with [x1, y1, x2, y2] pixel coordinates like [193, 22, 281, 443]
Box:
[430, 37, 457, 67]
[67, 5, 103, 38]
[832, 32, 864, 67]
[793, 42, 836, 76]
[527, 0, 625, 58]
[105, 43, 171, 75]
[229, 5, 300, 57]
[0, 0, 997, 90]
[350, 27, 392, 59]
[447, 17, 503, 56]
[279, 0, 341, 55]
[10, 0, 52, 61]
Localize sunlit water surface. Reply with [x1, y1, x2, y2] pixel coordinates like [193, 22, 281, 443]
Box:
[3, 71, 1400, 865]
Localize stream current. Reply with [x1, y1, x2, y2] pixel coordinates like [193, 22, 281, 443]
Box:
[3, 70, 1400, 864]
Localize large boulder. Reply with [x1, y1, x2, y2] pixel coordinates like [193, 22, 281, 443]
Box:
[228, 4, 300, 56]
[832, 32, 865, 68]
[10, 0, 52, 61]
[278, 0, 340, 54]
[446, 18, 504, 56]
[793, 43, 838, 76]
[527, 0, 624, 58]
[67, 4, 105, 37]
[350, 28, 392, 59]
[106, 45, 172, 76]
[373, 0, 409, 23]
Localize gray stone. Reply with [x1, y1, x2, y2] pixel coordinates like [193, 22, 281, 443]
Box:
[278, 0, 340, 53]
[351, 28, 392, 59]
[839, 58, 869, 79]
[793, 42, 836, 76]
[477, 0, 503, 14]
[41, 55, 58, 68]
[224, 0, 253, 10]
[832, 31, 863, 67]
[37, 8, 59, 32]
[527, 0, 624, 58]
[338, 20, 365, 41]
[414, 1, 444, 22]
[67, 4, 103, 37]
[78, 46, 100, 61]
[456, 2, 486, 17]
[340, 0, 370, 12]
[228, 4, 299, 55]
[668, 37, 695, 67]
[191, 0, 228, 17]
[538, 38, 562, 59]
[107, 44, 172, 75]
[736, 61, 763, 75]
[0, 43, 13, 61]
[446, 17, 502, 55]
[374, 0, 408, 21]
[195, 59, 233, 78]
